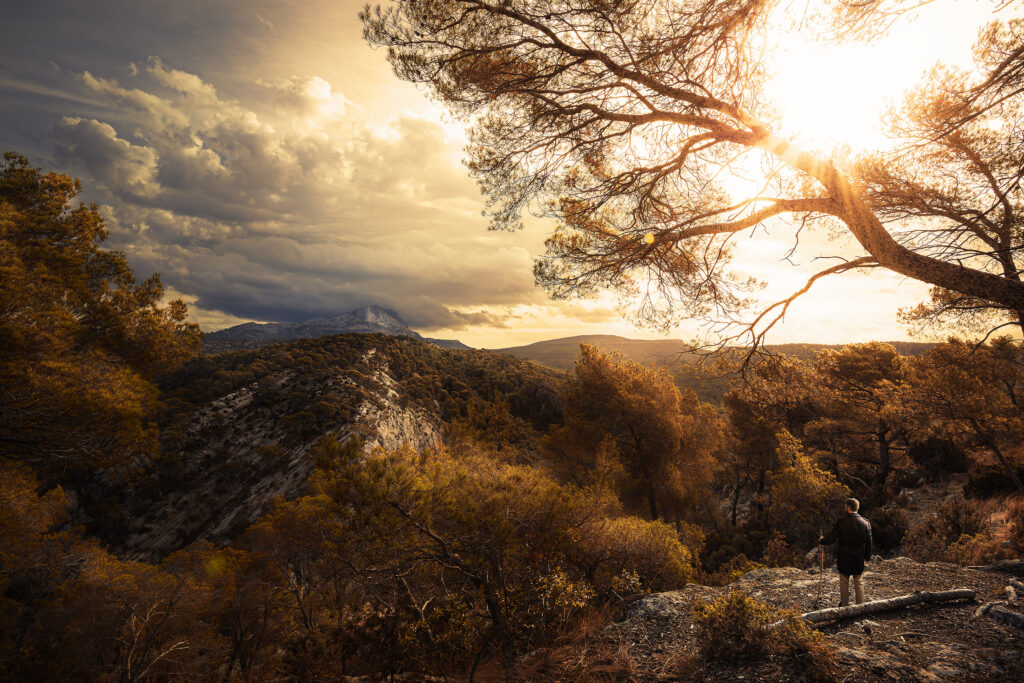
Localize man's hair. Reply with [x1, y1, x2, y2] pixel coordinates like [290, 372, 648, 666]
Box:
[845, 498, 860, 512]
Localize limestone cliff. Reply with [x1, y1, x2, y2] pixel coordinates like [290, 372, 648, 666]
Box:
[119, 348, 441, 561]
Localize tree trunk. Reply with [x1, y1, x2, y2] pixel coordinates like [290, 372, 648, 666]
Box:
[640, 461, 659, 520]
[761, 136, 1024, 313]
[768, 589, 976, 629]
[731, 484, 741, 526]
[483, 590, 516, 670]
[876, 424, 891, 484]
[975, 600, 1024, 628]
[984, 434, 1024, 496]
[647, 486, 658, 522]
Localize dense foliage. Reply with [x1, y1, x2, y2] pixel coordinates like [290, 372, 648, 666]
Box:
[0, 153, 200, 479]
[2, 156, 1023, 679]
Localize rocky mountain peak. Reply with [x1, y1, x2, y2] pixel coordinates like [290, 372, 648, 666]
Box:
[204, 305, 425, 348]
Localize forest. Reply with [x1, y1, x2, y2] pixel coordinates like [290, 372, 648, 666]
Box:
[1, 150, 1022, 680]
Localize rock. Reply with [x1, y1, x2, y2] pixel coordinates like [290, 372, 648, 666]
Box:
[925, 663, 962, 678]
[118, 349, 440, 560]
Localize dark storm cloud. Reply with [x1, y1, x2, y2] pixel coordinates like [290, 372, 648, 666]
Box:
[0, 3, 557, 333]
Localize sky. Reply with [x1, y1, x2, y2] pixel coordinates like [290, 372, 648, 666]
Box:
[0, 0, 1011, 348]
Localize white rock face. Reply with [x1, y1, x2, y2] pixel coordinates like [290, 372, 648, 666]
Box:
[206, 305, 423, 341]
[121, 348, 439, 561]
[357, 352, 440, 452]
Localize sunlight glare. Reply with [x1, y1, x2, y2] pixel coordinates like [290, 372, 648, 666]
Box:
[764, 2, 995, 152]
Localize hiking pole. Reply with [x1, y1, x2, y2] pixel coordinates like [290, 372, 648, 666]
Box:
[816, 529, 824, 608]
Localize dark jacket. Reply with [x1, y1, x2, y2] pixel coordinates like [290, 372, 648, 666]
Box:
[822, 512, 872, 576]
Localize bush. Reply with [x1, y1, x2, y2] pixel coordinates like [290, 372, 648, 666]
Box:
[904, 495, 1007, 564]
[691, 591, 835, 677]
[700, 526, 767, 575]
[763, 533, 799, 568]
[773, 615, 837, 681]
[692, 591, 775, 660]
[700, 553, 766, 586]
[255, 439, 698, 676]
[1008, 500, 1024, 555]
[868, 507, 908, 554]
[907, 438, 968, 480]
[965, 465, 1024, 498]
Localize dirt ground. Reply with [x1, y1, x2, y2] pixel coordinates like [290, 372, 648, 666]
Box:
[522, 558, 1024, 682]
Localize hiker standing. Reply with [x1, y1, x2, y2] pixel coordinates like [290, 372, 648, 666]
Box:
[818, 497, 872, 606]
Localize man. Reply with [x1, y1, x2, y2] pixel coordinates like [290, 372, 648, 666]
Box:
[819, 498, 873, 606]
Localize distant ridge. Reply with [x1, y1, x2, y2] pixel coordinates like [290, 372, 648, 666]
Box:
[491, 335, 692, 369]
[203, 305, 469, 353]
[491, 335, 935, 370]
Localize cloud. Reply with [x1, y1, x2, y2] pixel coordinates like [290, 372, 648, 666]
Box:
[54, 117, 160, 197]
[50, 61, 544, 332]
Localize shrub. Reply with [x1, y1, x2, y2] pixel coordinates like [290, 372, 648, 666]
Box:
[773, 615, 837, 681]
[700, 526, 766, 574]
[935, 495, 988, 538]
[763, 532, 799, 568]
[907, 438, 968, 480]
[904, 495, 1007, 564]
[868, 507, 908, 554]
[580, 516, 695, 592]
[1007, 500, 1024, 555]
[691, 591, 835, 677]
[692, 591, 774, 660]
[965, 465, 1024, 498]
[700, 553, 766, 586]
[946, 533, 1003, 566]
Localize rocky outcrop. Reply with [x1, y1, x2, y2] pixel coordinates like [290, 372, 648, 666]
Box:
[558, 559, 1024, 681]
[118, 348, 440, 561]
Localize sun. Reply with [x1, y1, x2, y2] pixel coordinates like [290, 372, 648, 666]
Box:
[763, 2, 1000, 153]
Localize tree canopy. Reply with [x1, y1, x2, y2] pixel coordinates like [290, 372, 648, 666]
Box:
[0, 153, 200, 474]
[362, 1, 1024, 345]
[544, 343, 721, 522]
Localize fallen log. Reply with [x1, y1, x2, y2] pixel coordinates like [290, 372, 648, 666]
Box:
[974, 600, 1001, 618]
[987, 604, 1024, 629]
[967, 559, 1024, 576]
[768, 589, 976, 629]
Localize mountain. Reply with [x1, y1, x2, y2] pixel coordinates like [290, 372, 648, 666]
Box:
[492, 334, 695, 369]
[427, 337, 472, 350]
[203, 305, 469, 353]
[207, 305, 421, 341]
[114, 333, 561, 560]
[492, 335, 936, 370]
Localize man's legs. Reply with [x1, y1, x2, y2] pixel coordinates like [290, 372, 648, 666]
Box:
[839, 573, 850, 606]
[852, 573, 864, 604]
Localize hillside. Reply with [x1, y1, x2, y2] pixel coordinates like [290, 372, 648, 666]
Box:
[491, 336, 937, 404]
[492, 334, 697, 369]
[101, 334, 562, 559]
[492, 335, 936, 370]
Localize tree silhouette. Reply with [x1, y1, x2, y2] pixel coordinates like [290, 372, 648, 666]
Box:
[363, 1, 1023, 345]
[858, 20, 1024, 338]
